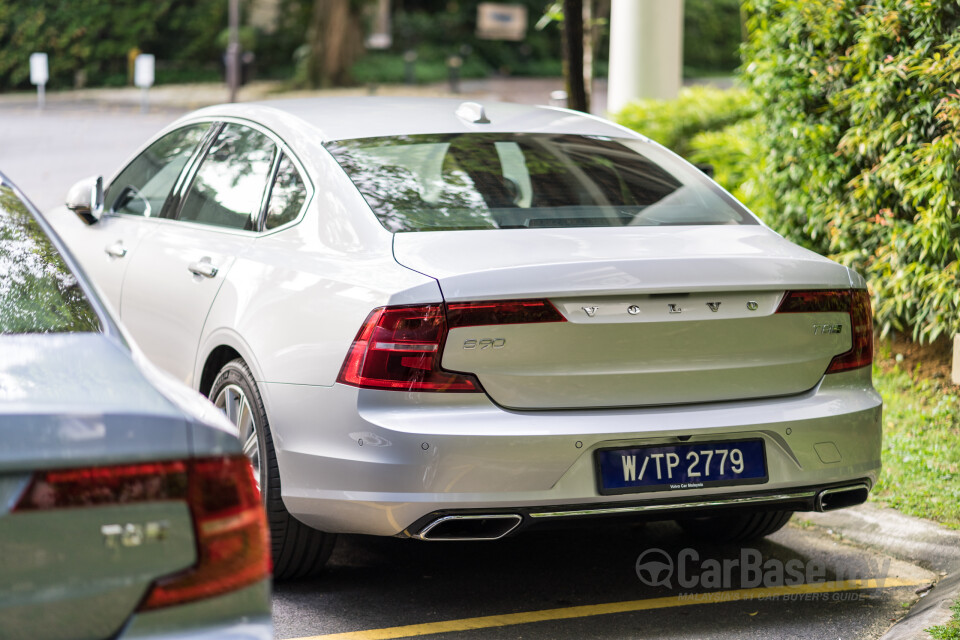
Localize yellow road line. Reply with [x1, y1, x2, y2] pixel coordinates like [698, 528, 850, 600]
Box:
[290, 577, 924, 640]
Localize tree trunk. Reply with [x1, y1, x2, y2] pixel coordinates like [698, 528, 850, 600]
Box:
[581, 0, 593, 113]
[307, 0, 366, 88]
[562, 0, 588, 112]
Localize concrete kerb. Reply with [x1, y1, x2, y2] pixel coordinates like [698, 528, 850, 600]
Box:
[804, 504, 960, 639]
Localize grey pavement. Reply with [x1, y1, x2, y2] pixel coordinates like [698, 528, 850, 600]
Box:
[805, 505, 960, 639]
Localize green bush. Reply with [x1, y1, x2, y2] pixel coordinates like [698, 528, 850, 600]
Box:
[742, 0, 960, 343]
[612, 85, 757, 157]
[350, 52, 490, 85]
[684, 0, 743, 77]
[0, 0, 227, 90]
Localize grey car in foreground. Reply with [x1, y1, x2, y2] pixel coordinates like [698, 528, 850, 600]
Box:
[0, 174, 271, 640]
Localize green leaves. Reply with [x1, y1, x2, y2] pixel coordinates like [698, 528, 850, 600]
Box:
[0, 0, 223, 90]
[614, 0, 960, 344]
[743, 0, 960, 343]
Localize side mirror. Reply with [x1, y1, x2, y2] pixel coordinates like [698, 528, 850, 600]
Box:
[66, 176, 104, 225]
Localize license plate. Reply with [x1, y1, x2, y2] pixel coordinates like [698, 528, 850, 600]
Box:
[595, 439, 768, 495]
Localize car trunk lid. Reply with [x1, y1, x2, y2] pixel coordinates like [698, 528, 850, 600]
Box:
[393, 226, 856, 409]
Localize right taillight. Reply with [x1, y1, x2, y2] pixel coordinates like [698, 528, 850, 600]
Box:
[776, 289, 873, 373]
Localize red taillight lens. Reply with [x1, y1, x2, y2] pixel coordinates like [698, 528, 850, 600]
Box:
[337, 299, 566, 392]
[13, 461, 189, 510]
[337, 304, 480, 392]
[138, 456, 270, 610]
[13, 455, 269, 609]
[447, 299, 566, 328]
[776, 289, 874, 373]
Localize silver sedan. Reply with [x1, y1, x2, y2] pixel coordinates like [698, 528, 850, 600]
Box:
[47, 98, 881, 580]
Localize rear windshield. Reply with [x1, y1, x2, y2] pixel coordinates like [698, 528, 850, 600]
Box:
[0, 185, 100, 333]
[327, 133, 756, 232]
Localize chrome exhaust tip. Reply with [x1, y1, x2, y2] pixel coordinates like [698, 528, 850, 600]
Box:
[816, 484, 869, 512]
[416, 514, 522, 541]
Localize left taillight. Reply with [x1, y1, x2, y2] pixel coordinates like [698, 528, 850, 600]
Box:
[775, 289, 874, 373]
[336, 299, 566, 393]
[14, 455, 270, 609]
[336, 304, 481, 392]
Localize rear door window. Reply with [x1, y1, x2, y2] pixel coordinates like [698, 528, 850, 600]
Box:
[177, 124, 277, 231]
[0, 185, 99, 333]
[264, 153, 308, 230]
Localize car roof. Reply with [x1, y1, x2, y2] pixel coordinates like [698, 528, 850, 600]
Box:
[181, 97, 647, 143]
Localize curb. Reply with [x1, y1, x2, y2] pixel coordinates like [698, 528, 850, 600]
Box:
[804, 504, 960, 639]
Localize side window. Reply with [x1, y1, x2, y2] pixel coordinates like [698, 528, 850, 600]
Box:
[106, 124, 210, 217]
[264, 153, 307, 230]
[178, 124, 276, 231]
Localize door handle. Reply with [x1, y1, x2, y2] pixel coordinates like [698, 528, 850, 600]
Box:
[188, 259, 218, 278]
[104, 242, 127, 258]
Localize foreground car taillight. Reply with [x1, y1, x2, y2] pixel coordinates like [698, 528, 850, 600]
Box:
[337, 299, 565, 392]
[776, 289, 874, 373]
[14, 455, 270, 609]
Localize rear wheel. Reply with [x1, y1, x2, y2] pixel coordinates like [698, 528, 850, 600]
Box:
[211, 358, 336, 579]
[677, 510, 793, 543]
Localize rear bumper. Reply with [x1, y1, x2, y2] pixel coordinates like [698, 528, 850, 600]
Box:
[264, 368, 881, 537]
[403, 480, 872, 540]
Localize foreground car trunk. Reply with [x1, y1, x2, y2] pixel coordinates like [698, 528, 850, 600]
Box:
[393, 226, 858, 409]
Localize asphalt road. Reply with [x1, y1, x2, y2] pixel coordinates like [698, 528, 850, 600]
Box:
[0, 100, 937, 640]
[0, 103, 183, 212]
[272, 520, 932, 640]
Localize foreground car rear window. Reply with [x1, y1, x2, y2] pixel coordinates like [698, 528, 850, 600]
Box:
[327, 133, 756, 232]
[0, 186, 100, 333]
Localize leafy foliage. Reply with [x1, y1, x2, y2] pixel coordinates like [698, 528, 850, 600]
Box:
[927, 598, 960, 640]
[742, 0, 960, 343]
[683, 0, 743, 76]
[0, 0, 226, 90]
[616, 2, 960, 344]
[612, 86, 757, 157]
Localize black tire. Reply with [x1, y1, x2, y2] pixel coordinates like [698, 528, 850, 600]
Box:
[677, 510, 793, 543]
[210, 358, 336, 579]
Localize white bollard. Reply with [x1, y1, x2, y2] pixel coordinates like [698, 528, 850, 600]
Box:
[134, 54, 155, 113]
[30, 53, 48, 110]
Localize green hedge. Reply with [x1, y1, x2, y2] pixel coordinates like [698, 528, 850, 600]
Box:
[612, 85, 757, 157]
[684, 0, 743, 76]
[616, 2, 960, 344]
[742, 0, 960, 343]
[0, 0, 226, 90]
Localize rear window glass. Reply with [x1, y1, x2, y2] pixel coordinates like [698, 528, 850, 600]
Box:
[0, 186, 100, 334]
[327, 133, 756, 232]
